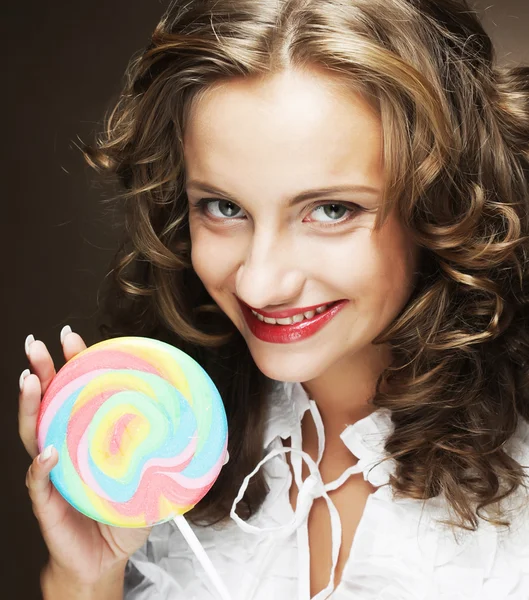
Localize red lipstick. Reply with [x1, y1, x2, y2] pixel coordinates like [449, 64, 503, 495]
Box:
[238, 299, 349, 344]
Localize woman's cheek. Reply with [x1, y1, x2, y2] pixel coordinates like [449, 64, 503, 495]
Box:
[190, 228, 217, 285]
[190, 228, 237, 290]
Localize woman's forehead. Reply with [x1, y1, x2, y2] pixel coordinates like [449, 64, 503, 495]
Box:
[183, 68, 384, 198]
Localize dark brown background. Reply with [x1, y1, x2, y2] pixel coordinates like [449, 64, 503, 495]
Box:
[3, 1, 528, 598]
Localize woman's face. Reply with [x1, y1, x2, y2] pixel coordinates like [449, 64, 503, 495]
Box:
[184, 67, 420, 383]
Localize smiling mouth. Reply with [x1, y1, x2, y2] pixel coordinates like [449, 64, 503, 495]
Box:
[238, 299, 349, 344]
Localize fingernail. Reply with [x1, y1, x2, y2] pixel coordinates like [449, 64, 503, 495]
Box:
[38, 445, 54, 463]
[19, 368, 31, 392]
[60, 325, 72, 345]
[24, 334, 35, 357]
[223, 450, 230, 465]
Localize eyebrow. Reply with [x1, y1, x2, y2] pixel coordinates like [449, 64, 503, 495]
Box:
[186, 180, 381, 206]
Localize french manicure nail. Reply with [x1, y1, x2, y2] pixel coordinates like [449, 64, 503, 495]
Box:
[39, 445, 54, 463]
[19, 368, 31, 392]
[24, 334, 35, 357]
[60, 325, 72, 345]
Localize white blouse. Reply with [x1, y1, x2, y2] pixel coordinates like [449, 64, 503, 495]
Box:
[124, 380, 529, 600]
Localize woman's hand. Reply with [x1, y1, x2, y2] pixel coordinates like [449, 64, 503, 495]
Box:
[18, 327, 151, 587]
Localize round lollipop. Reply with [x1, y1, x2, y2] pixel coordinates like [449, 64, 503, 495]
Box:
[37, 336, 229, 529]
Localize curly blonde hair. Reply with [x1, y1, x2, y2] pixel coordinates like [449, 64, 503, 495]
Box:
[82, 0, 529, 531]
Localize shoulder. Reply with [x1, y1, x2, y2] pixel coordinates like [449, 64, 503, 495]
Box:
[346, 490, 529, 599]
[435, 417, 529, 589]
[343, 417, 529, 599]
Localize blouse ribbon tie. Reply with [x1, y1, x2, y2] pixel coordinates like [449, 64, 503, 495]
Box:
[230, 399, 369, 600]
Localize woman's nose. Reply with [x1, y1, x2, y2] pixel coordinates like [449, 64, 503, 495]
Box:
[234, 232, 305, 310]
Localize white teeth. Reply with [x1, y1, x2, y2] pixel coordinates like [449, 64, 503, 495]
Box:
[276, 317, 294, 325]
[250, 304, 330, 325]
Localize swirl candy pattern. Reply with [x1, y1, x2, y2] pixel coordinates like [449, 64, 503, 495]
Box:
[37, 336, 228, 527]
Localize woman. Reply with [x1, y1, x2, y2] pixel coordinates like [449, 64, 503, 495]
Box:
[19, 0, 529, 598]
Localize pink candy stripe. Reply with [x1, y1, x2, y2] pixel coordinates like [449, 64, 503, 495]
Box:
[109, 413, 136, 455]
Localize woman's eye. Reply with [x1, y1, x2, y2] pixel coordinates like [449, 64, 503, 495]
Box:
[195, 198, 240, 219]
[310, 204, 350, 223]
[192, 198, 360, 226]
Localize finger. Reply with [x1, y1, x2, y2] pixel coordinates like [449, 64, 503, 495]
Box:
[25, 337, 56, 397]
[60, 326, 87, 362]
[27, 447, 72, 537]
[18, 372, 42, 458]
[26, 446, 60, 520]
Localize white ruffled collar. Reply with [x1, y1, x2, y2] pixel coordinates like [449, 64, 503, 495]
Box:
[263, 380, 396, 488]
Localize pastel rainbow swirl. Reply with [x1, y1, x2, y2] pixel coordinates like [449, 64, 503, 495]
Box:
[37, 337, 228, 527]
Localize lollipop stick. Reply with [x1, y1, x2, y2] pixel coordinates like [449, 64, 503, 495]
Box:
[174, 515, 233, 600]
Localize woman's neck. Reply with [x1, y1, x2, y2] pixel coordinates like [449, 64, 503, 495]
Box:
[299, 342, 392, 471]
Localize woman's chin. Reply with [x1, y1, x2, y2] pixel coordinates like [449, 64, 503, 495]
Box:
[249, 353, 325, 384]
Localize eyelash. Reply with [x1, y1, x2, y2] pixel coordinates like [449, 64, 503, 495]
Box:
[190, 198, 362, 228]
